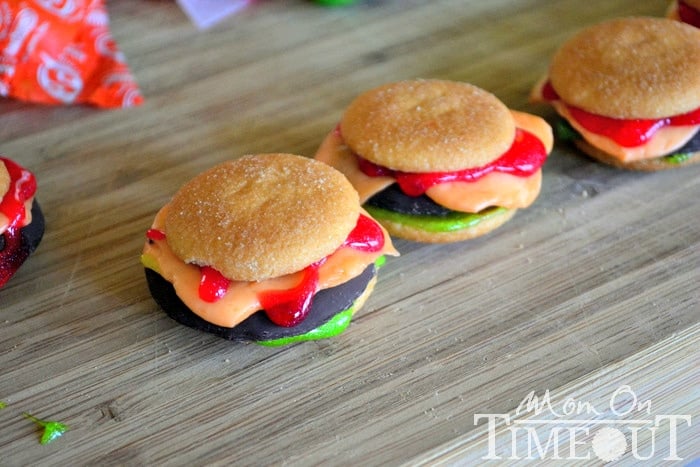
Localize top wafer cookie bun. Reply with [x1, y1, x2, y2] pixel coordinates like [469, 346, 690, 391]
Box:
[547, 17, 700, 119]
[339, 79, 517, 172]
[164, 154, 361, 282]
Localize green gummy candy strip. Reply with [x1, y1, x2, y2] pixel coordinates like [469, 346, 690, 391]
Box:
[554, 118, 581, 142]
[374, 255, 386, 269]
[364, 205, 508, 233]
[257, 307, 355, 347]
[662, 152, 692, 164]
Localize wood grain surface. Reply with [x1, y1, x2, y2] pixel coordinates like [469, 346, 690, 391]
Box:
[1, 0, 698, 465]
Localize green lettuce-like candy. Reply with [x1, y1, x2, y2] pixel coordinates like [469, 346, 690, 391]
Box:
[662, 152, 693, 165]
[365, 205, 508, 233]
[553, 118, 581, 142]
[258, 307, 355, 347]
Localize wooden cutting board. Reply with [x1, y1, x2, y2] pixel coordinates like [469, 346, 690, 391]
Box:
[1, 0, 698, 464]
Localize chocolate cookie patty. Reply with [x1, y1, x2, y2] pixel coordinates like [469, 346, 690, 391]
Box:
[145, 263, 376, 343]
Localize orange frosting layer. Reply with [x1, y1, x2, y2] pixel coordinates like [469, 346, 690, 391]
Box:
[425, 170, 541, 212]
[315, 129, 395, 204]
[142, 205, 397, 328]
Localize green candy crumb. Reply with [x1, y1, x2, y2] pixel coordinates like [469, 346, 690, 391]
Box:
[0, 401, 7, 409]
[23, 412, 69, 445]
[365, 205, 508, 233]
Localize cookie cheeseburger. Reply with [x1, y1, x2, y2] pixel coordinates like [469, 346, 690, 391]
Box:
[531, 17, 700, 170]
[315, 79, 552, 243]
[0, 157, 44, 288]
[141, 154, 397, 346]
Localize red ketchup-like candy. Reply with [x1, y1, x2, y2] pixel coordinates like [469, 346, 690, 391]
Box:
[258, 214, 384, 327]
[146, 228, 233, 303]
[199, 266, 231, 303]
[679, 1, 700, 28]
[542, 81, 700, 147]
[0, 157, 37, 287]
[259, 260, 323, 327]
[358, 128, 546, 196]
[146, 229, 166, 241]
[342, 213, 384, 252]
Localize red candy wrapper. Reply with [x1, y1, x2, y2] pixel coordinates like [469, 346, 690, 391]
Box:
[0, 0, 143, 108]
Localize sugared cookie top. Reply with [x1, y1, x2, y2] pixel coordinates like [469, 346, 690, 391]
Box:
[340, 80, 516, 172]
[165, 154, 360, 282]
[549, 17, 700, 119]
[0, 161, 9, 198]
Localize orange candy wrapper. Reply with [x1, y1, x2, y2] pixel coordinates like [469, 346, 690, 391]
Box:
[0, 0, 143, 108]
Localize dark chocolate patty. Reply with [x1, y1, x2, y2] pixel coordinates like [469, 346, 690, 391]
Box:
[23, 201, 45, 253]
[364, 183, 454, 216]
[145, 263, 376, 342]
